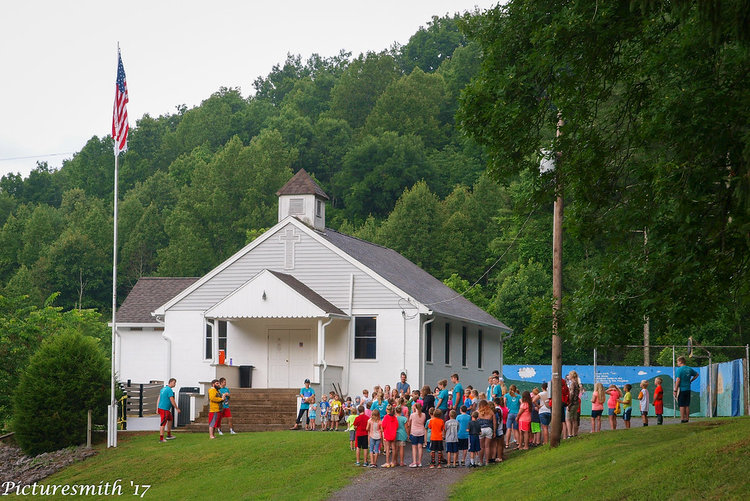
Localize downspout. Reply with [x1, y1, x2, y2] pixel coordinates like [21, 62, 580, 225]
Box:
[319, 316, 334, 395]
[154, 314, 170, 381]
[402, 310, 407, 376]
[421, 315, 435, 389]
[345, 273, 354, 395]
[161, 330, 172, 381]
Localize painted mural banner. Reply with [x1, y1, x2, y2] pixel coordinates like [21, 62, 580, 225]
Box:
[502, 360, 746, 417]
[503, 364, 694, 417]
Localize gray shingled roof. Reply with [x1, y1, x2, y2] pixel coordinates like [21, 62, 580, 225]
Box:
[276, 168, 329, 200]
[117, 277, 199, 323]
[319, 229, 511, 331]
[267, 270, 346, 316]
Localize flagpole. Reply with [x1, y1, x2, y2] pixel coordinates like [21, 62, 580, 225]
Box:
[108, 42, 123, 449]
[109, 147, 119, 448]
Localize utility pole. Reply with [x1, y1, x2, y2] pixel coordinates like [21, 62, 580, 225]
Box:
[550, 115, 564, 448]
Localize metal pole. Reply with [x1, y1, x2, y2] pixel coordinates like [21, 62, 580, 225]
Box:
[594, 348, 598, 384]
[708, 351, 714, 417]
[108, 148, 119, 448]
[672, 346, 677, 418]
[550, 114, 564, 448]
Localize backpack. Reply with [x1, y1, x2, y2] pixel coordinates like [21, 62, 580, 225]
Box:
[561, 382, 570, 405]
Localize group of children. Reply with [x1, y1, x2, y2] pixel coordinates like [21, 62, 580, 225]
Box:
[340, 375, 510, 468]
[332, 373, 669, 467]
[596, 377, 664, 432]
[305, 392, 345, 431]
[348, 402, 506, 468]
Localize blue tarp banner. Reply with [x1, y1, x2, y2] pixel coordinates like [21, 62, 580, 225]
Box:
[699, 359, 746, 417]
[503, 364, 685, 417]
[503, 360, 745, 417]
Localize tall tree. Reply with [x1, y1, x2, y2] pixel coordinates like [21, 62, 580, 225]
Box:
[158, 131, 295, 276]
[364, 68, 450, 149]
[460, 0, 750, 347]
[327, 51, 401, 129]
[399, 14, 466, 73]
[334, 132, 434, 221]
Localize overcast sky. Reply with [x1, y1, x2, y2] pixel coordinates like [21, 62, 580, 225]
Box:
[0, 1, 499, 179]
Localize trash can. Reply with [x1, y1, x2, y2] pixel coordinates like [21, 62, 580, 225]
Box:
[176, 387, 200, 427]
[239, 365, 254, 388]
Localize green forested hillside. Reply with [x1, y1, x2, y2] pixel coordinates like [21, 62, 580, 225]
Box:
[0, 7, 748, 368]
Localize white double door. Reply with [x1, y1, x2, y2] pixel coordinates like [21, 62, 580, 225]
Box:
[268, 329, 313, 388]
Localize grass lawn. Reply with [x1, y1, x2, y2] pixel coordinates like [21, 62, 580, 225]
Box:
[450, 417, 750, 500]
[41, 430, 360, 500]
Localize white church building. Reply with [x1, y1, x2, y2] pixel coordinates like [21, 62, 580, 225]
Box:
[116, 169, 511, 405]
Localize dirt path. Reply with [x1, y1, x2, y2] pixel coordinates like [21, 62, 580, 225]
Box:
[329, 458, 475, 501]
[329, 416, 688, 500]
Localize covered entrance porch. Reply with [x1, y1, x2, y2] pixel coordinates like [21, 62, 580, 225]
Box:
[204, 269, 350, 390]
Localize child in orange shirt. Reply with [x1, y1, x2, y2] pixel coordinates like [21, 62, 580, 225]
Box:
[653, 377, 664, 425]
[428, 408, 445, 468]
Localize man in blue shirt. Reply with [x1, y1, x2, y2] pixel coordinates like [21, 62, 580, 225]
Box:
[396, 372, 410, 397]
[158, 378, 179, 443]
[451, 374, 464, 410]
[292, 378, 315, 430]
[674, 356, 699, 423]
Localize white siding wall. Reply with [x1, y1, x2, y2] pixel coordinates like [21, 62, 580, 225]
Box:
[118, 328, 168, 384]
[347, 309, 423, 396]
[423, 316, 503, 394]
[171, 222, 401, 312]
[163, 310, 215, 391]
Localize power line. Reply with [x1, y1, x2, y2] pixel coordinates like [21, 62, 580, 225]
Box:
[0, 152, 76, 162]
[424, 202, 541, 308]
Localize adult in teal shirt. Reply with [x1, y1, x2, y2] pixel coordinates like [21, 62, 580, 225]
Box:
[674, 356, 699, 423]
[157, 378, 179, 442]
[451, 374, 464, 409]
[436, 380, 450, 411]
[292, 379, 315, 429]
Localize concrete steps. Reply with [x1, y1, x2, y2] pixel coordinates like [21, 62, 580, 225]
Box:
[182, 388, 300, 433]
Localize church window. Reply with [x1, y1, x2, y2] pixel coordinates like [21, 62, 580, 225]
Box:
[462, 326, 467, 367]
[204, 322, 213, 360]
[425, 322, 432, 362]
[477, 330, 483, 369]
[444, 322, 451, 365]
[354, 317, 376, 359]
[218, 320, 227, 353]
[289, 198, 304, 215]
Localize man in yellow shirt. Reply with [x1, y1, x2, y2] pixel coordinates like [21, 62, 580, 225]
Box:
[208, 379, 225, 439]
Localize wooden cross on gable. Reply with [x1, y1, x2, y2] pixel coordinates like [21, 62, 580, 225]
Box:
[279, 227, 301, 269]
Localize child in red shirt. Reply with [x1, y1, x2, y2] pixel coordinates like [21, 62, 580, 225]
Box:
[428, 409, 445, 468]
[353, 405, 370, 466]
[381, 405, 398, 467]
[653, 377, 664, 425]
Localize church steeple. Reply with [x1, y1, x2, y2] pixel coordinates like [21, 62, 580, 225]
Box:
[276, 169, 328, 230]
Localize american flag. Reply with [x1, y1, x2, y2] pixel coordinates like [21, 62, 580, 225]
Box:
[112, 49, 129, 154]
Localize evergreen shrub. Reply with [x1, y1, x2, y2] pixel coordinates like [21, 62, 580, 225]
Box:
[12, 330, 109, 455]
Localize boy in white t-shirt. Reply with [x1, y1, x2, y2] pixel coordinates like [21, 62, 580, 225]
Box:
[638, 380, 650, 427]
